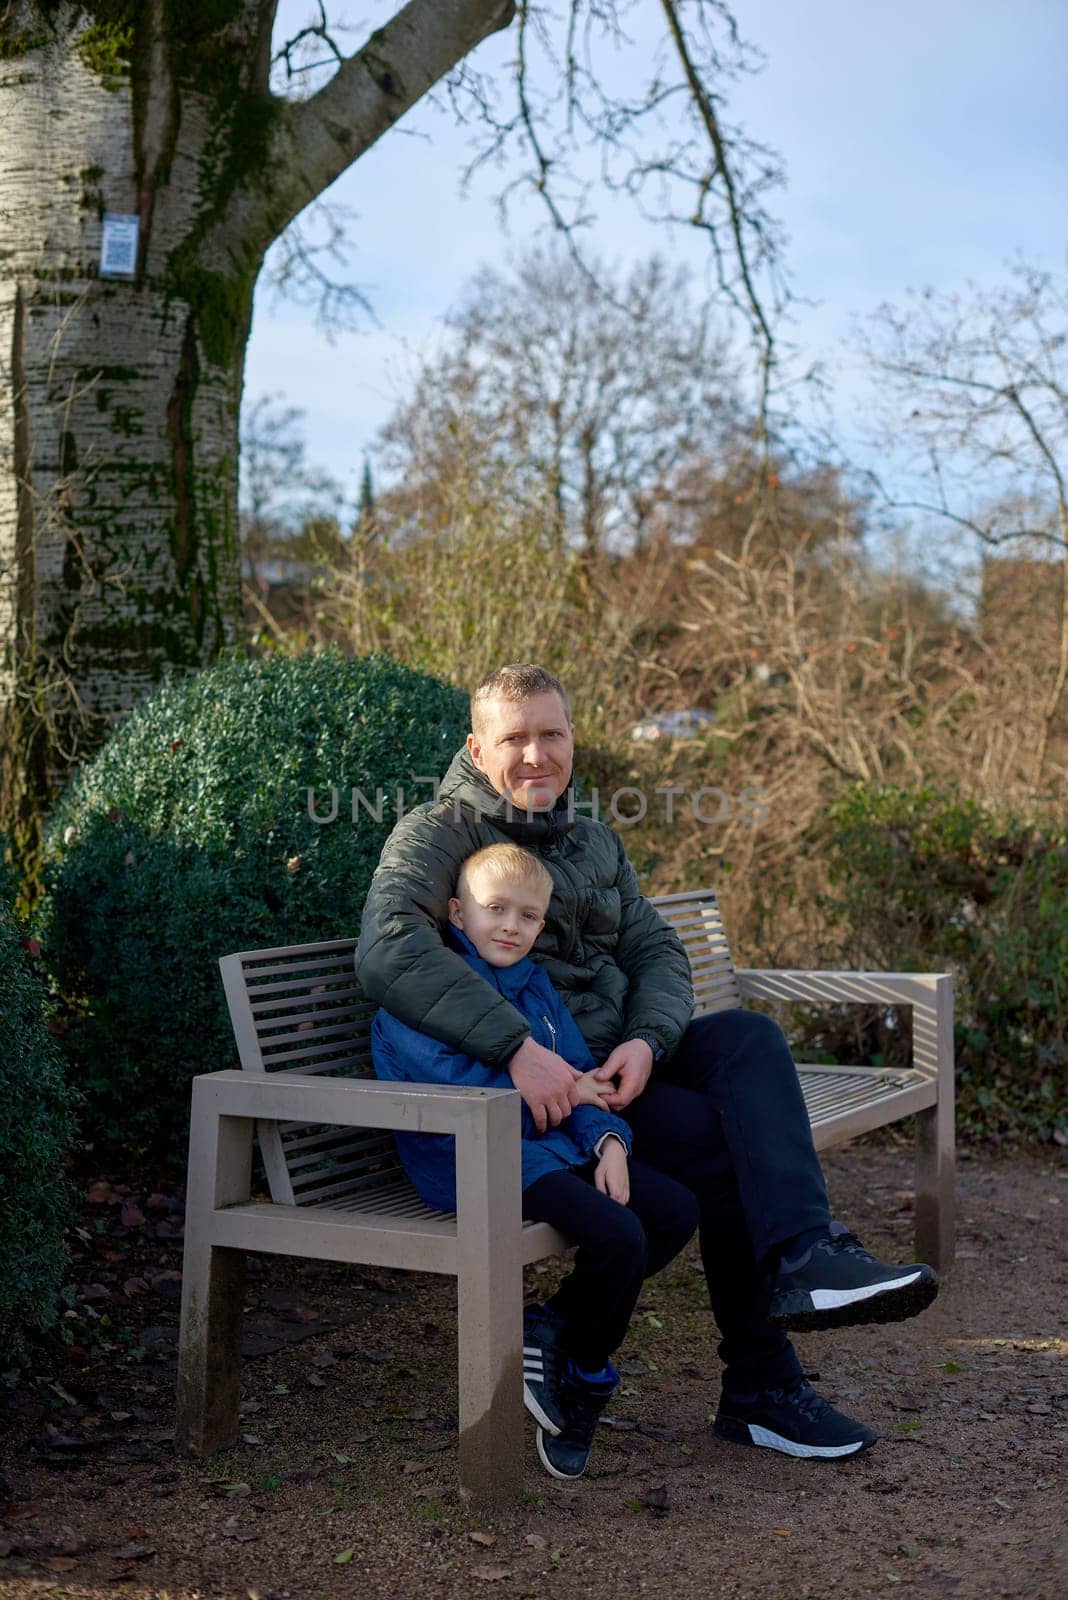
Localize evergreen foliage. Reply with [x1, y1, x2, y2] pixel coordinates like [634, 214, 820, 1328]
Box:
[0, 865, 74, 1366]
[810, 785, 1068, 1143]
[38, 652, 469, 1165]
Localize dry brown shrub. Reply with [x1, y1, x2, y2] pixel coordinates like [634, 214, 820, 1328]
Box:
[262, 490, 1064, 970]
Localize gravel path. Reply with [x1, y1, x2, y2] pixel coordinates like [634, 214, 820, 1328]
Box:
[1, 1145, 1064, 1600]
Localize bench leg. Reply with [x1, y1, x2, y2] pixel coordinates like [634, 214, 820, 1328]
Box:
[455, 1096, 524, 1503]
[175, 1092, 252, 1454]
[912, 976, 955, 1274]
[914, 1099, 955, 1273]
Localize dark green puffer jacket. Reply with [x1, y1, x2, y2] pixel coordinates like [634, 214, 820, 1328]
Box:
[354, 746, 694, 1069]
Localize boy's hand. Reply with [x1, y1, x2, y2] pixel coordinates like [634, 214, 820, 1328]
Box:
[594, 1137, 630, 1205]
[569, 1071, 615, 1109]
[591, 1038, 654, 1110]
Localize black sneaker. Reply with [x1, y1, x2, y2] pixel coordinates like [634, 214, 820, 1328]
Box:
[714, 1378, 877, 1460]
[535, 1361, 619, 1480]
[523, 1303, 566, 1435]
[770, 1222, 939, 1332]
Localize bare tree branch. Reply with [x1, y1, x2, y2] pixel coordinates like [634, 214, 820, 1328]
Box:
[221, 0, 516, 259]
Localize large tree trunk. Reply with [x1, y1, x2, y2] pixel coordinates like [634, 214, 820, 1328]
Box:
[0, 3, 262, 876]
[0, 0, 516, 881]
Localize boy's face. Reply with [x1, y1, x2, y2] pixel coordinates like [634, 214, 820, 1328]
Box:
[448, 865, 550, 967]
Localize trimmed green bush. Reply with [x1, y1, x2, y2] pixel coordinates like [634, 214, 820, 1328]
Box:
[38, 652, 470, 1164]
[808, 784, 1068, 1143]
[0, 869, 74, 1366]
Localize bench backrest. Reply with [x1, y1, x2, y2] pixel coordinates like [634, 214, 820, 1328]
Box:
[219, 888, 741, 1207]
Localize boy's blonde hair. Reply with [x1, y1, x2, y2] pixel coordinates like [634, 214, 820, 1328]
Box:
[457, 842, 554, 905]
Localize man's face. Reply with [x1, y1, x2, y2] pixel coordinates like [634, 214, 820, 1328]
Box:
[467, 691, 575, 811]
[448, 866, 549, 967]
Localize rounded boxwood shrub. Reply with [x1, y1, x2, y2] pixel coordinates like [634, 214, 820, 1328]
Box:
[38, 651, 470, 1165]
[0, 869, 74, 1367]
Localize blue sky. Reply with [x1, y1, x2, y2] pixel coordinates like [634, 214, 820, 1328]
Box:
[246, 1, 1067, 520]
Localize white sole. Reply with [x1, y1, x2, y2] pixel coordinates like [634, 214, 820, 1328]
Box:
[748, 1423, 870, 1459]
[523, 1381, 562, 1436]
[535, 1427, 585, 1479]
[809, 1270, 921, 1311]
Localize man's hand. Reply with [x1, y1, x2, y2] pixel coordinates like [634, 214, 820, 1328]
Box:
[594, 1136, 630, 1205]
[592, 1038, 655, 1111]
[508, 1036, 582, 1132]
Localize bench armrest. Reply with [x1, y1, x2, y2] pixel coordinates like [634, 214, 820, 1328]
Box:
[733, 969, 954, 1084]
[189, 1068, 518, 1137]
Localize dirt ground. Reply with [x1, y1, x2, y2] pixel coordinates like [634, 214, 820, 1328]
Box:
[1, 1143, 1065, 1600]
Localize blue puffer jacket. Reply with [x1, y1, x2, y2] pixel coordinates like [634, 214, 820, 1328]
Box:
[371, 928, 632, 1212]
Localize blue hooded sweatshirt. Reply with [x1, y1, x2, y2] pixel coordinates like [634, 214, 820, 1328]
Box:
[371, 927, 632, 1212]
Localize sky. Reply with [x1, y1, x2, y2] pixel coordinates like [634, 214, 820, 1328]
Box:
[245, 0, 1067, 542]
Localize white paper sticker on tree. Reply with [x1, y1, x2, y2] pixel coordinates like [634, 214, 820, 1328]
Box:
[100, 213, 140, 278]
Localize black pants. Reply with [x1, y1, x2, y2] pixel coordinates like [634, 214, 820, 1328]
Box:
[623, 1008, 833, 1391]
[522, 1158, 699, 1370]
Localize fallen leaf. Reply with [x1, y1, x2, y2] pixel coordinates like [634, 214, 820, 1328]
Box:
[471, 1565, 513, 1582]
[772, 1528, 791, 1537]
[113, 1543, 156, 1561]
[524, 1533, 547, 1550]
[333, 1547, 354, 1565]
[222, 1518, 259, 1542]
[306, 1374, 326, 1389]
[468, 1531, 495, 1546]
[637, 1484, 670, 1515]
[44, 1556, 78, 1572]
[402, 1460, 431, 1475]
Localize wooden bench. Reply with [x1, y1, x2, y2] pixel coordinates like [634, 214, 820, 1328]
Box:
[176, 888, 953, 1501]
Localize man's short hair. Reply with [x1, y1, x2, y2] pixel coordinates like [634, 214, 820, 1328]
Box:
[457, 842, 554, 906]
[470, 663, 571, 737]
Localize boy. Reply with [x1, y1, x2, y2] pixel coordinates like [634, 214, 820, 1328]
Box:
[372, 842, 698, 1480]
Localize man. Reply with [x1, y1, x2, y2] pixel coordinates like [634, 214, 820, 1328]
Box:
[355, 663, 938, 1458]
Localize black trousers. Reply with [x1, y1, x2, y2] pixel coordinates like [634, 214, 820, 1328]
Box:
[623, 1008, 833, 1391]
[522, 1158, 699, 1370]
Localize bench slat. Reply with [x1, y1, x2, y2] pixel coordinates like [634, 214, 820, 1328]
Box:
[251, 991, 367, 1020]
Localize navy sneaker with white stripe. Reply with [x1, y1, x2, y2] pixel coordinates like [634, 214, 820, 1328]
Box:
[523, 1303, 566, 1435]
[770, 1221, 938, 1333]
[536, 1360, 620, 1480]
[714, 1378, 876, 1460]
